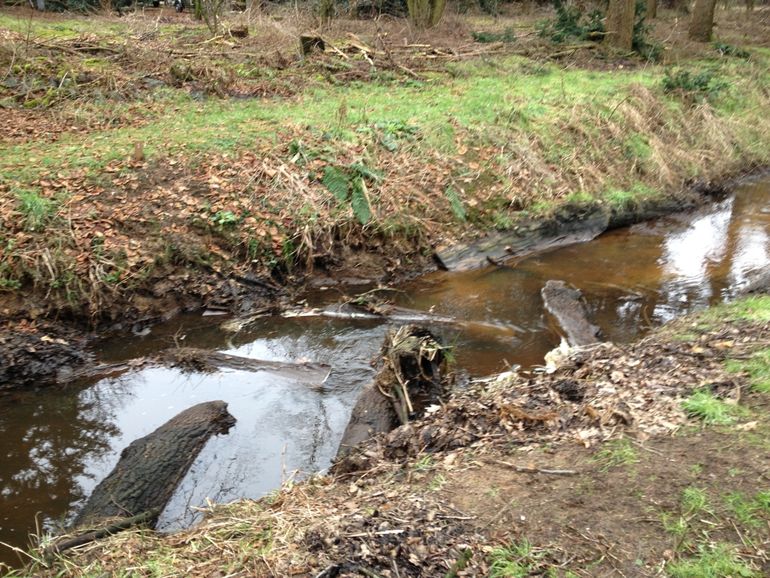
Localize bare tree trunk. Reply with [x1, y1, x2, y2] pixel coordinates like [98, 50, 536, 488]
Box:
[689, 0, 718, 41]
[745, 0, 754, 10]
[604, 0, 636, 51]
[646, 0, 658, 18]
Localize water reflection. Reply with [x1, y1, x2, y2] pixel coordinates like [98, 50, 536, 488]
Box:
[0, 177, 768, 567]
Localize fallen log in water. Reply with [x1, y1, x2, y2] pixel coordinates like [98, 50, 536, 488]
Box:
[333, 326, 446, 472]
[223, 301, 521, 337]
[73, 400, 236, 529]
[434, 205, 610, 271]
[541, 280, 601, 347]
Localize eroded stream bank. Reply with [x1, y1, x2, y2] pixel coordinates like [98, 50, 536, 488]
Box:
[1, 176, 768, 567]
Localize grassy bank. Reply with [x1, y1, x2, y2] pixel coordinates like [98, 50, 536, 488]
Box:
[5, 294, 768, 576]
[1, 7, 769, 320]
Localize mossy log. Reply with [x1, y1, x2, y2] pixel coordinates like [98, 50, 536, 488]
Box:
[541, 280, 601, 347]
[334, 326, 445, 469]
[73, 401, 236, 528]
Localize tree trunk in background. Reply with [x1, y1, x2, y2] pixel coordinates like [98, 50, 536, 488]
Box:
[604, 0, 636, 50]
[689, 0, 718, 41]
[35, 0, 45, 10]
[646, 0, 657, 18]
[745, 0, 754, 11]
[407, 0, 447, 29]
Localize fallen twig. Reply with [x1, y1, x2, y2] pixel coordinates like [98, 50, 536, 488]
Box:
[489, 458, 578, 476]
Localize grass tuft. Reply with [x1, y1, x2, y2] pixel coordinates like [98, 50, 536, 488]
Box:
[682, 390, 742, 425]
[592, 437, 639, 471]
[667, 543, 758, 578]
[725, 349, 770, 394]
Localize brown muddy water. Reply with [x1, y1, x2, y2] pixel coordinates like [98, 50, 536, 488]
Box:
[1, 177, 768, 567]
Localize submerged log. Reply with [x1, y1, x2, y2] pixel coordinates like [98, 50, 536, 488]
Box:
[73, 401, 236, 528]
[333, 326, 446, 470]
[541, 280, 601, 347]
[163, 348, 331, 384]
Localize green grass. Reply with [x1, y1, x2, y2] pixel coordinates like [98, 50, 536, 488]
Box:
[724, 491, 770, 528]
[667, 543, 758, 578]
[592, 437, 639, 471]
[681, 487, 711, 516]
[726, 348, 770, 393]
[700, 296, 770, 325]
[15, 189, 59, 232]
[488, 540, 543, 578]
[682, 390, 743, 425]
[2, 48, 768, 190]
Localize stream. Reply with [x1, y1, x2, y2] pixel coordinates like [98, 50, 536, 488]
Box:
[1, 176, 768, 566]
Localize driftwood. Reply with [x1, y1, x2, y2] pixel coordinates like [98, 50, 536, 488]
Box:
[541, 280, 601, 347]
[334, 326, 446, 469]
[73, 401, 236, 528]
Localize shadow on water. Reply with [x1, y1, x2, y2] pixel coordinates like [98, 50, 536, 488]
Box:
[0, 177, 768, 567]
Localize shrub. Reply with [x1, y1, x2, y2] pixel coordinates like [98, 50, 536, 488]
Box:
[662, 68, 728, 103]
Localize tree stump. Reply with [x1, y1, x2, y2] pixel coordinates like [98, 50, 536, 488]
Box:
[73, 401, 236, 528]
[334, 326, 445, 470]
[299, 34, 325, 56]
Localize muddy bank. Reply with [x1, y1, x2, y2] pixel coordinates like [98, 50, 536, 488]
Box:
[0, 171, 755, 391]
[0, 320, 92, 391]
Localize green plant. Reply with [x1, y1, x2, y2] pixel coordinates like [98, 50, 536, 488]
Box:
[321, 163, 381, 225]
[724, 491, 770, 528]
[413, 456, 434, 472]
[211, 210, 239, 227]
[472, 28, 516, 44]
[667, 543, 757, 578]
[428, 473, 446, 491]
[537, 0, 603, 44]
[632, 1, 662, 61]
[445, 187, 467, 221]
[592, 437, 639, 471]
[662, 69, 728, 103]
[356, 120, 419, 152]
[16, 189, 58, 232]
[713, 42, 750, 59]
[682, 390, 740, 425]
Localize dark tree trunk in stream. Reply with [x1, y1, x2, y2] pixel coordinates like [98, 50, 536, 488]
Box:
[333, 326, 445, 472]
[73, 401, 236, 528]
[541, 280, 602, 347]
